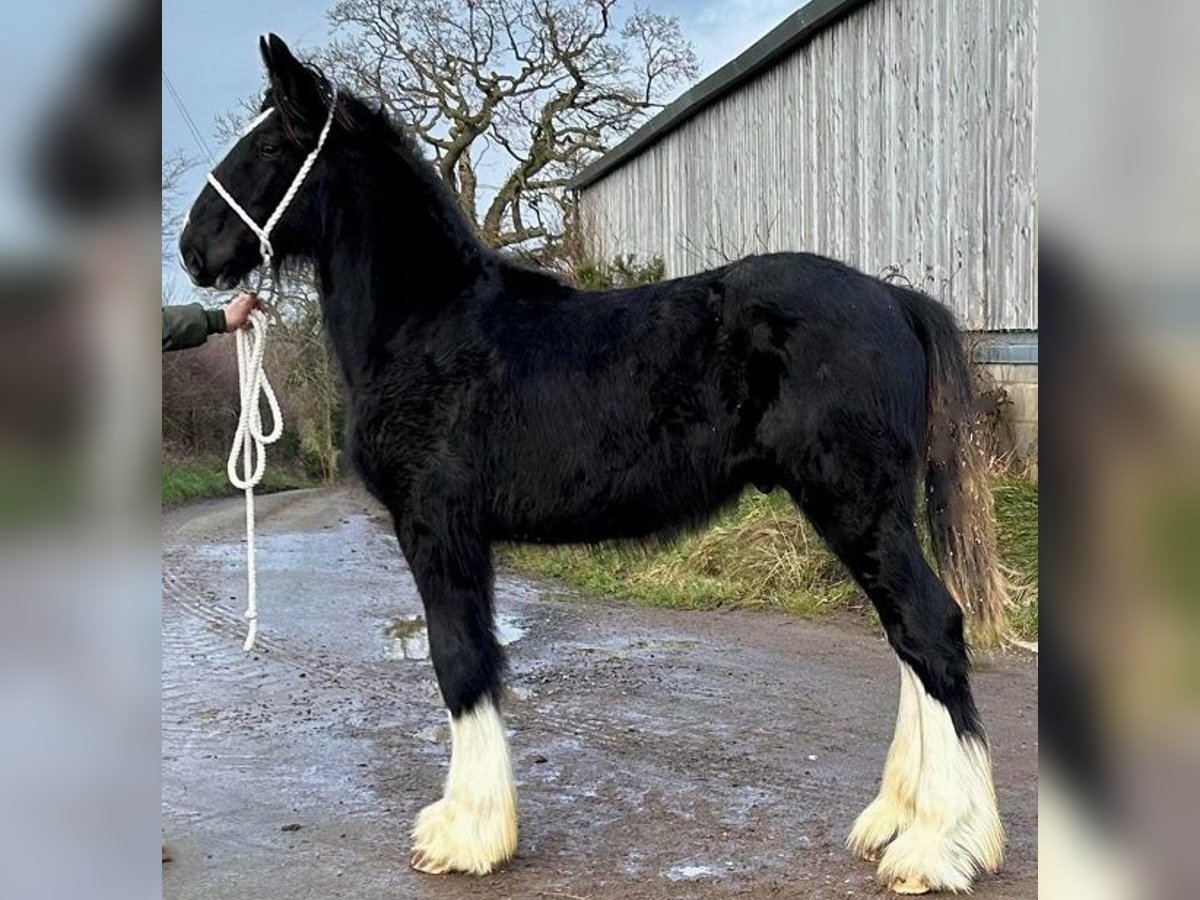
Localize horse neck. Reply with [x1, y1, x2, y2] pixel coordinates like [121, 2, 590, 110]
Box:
[312, 146, 486, 384]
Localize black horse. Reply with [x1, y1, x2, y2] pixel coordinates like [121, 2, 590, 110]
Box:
[181, 35, 1005, 894]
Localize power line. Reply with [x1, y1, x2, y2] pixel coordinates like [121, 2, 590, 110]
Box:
[162, 68, 214, 163]
[162, 68, 212, 161]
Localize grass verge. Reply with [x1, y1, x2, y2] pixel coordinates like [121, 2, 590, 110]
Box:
[502, 477, 1039, 641]
[994, 477, 1039, 640]
[162, 457, 316, 506]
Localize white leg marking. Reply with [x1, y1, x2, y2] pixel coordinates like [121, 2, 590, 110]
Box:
[875, 664, 1004, 894]
[848, 659, 922, 859]
[410, 698, 518, 875]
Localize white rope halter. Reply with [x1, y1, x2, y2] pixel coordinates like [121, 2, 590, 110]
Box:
[206, 96, 337, 269]
[207, 91, 337, 650]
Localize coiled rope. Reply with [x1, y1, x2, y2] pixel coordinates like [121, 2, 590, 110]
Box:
[226, 306, 283, 650]
[207, 92, 337, 650]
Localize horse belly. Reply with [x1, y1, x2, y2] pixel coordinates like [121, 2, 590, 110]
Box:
[488, 431, 739, 544]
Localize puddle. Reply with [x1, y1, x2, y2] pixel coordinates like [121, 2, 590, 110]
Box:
[630, 638, 701, 650]
[384, 612, 526, 661]
[384, 614, 430, 660]
[496, 615, 526, 646]
[664, 863, 724, 882]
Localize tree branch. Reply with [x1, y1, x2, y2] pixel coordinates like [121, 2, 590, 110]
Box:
[322, 0, 697, 255]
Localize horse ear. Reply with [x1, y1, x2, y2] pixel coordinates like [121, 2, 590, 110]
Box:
[259, 33, 325, 129]
[260, 33, 299, 75]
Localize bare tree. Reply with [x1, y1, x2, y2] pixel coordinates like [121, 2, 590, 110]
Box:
[162, 150, 194, 258]
[321, 0, 696, 258]
[266, 278, 345, 483]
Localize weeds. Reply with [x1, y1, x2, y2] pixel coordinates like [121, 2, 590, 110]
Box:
[504, 479, 1039, 640]
[162, 457, 315, 506]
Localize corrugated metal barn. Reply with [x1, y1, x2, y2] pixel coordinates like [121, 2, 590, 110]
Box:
[570, 0, 1037, 340]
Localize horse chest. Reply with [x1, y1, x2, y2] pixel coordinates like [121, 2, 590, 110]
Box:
[347, 381, 481, 500]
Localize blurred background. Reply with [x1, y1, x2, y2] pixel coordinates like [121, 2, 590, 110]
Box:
[1040, 2, 1200, 898]
[0, 0, 1196, 896]
[1, 2, 160, 899]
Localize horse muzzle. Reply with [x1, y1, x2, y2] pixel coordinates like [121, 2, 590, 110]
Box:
[179, 224, 253, 291]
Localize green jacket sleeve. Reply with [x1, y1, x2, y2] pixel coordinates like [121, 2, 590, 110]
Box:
[162, 303, 225, 352]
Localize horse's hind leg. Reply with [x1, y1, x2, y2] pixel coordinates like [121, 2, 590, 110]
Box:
[872, 563, 1002, 895]
[788, 463, 1002, 893]
[396, 517, 517, 875]
[848, 657, 922, 863]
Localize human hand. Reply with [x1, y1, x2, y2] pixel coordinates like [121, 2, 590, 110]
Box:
[223, 291, 265, 332]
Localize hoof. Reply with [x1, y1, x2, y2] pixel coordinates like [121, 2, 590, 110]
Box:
[410, 846, 453, 875]
[889, 874, 931, 894]
[410, 699, 518, 876]
[409, 794, 517, 876]
[847, 794, 912, 862]
[875, 825, 976, 895]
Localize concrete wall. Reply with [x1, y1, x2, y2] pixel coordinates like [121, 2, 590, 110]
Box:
[982, 363, 1038, 463]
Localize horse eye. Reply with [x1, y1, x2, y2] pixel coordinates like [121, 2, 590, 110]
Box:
[258, 140, 280, 158]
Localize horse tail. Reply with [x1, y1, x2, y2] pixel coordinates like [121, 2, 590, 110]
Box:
[893, 285, 1009, 644]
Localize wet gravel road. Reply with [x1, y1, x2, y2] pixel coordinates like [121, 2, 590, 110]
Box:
[162, 487, 1037, 899]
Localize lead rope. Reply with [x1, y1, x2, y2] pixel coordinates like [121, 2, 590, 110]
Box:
[227, 303, 283, 649]
[210, 91, 337, 650]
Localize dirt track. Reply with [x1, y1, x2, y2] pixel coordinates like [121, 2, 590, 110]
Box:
[162, 487, 1037, 899]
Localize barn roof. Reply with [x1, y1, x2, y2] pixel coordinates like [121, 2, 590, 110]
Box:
[567, 0, 869, 191]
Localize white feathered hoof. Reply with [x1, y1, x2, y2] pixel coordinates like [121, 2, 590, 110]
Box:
[847, 793, 912, 862]
[409, 794, 518, 875]
[848, 661, 922, 862]
[410, 699, 519, 876]
[873, 745, 1004, 895]
[867, 668, 1004, 894]
[876, 824, 977, 894]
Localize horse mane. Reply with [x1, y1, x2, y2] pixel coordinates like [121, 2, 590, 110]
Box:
[343, 102, 575, 291]
[264, 68, 500, 277]
[261, 62, 570, 299]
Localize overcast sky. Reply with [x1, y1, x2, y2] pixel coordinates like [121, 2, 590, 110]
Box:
[160, 0, 805, 287]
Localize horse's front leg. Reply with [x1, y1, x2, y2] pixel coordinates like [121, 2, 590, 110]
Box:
[397, 520, 517, 875]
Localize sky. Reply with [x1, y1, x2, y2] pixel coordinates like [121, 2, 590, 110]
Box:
[161, 0, 806, 289]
